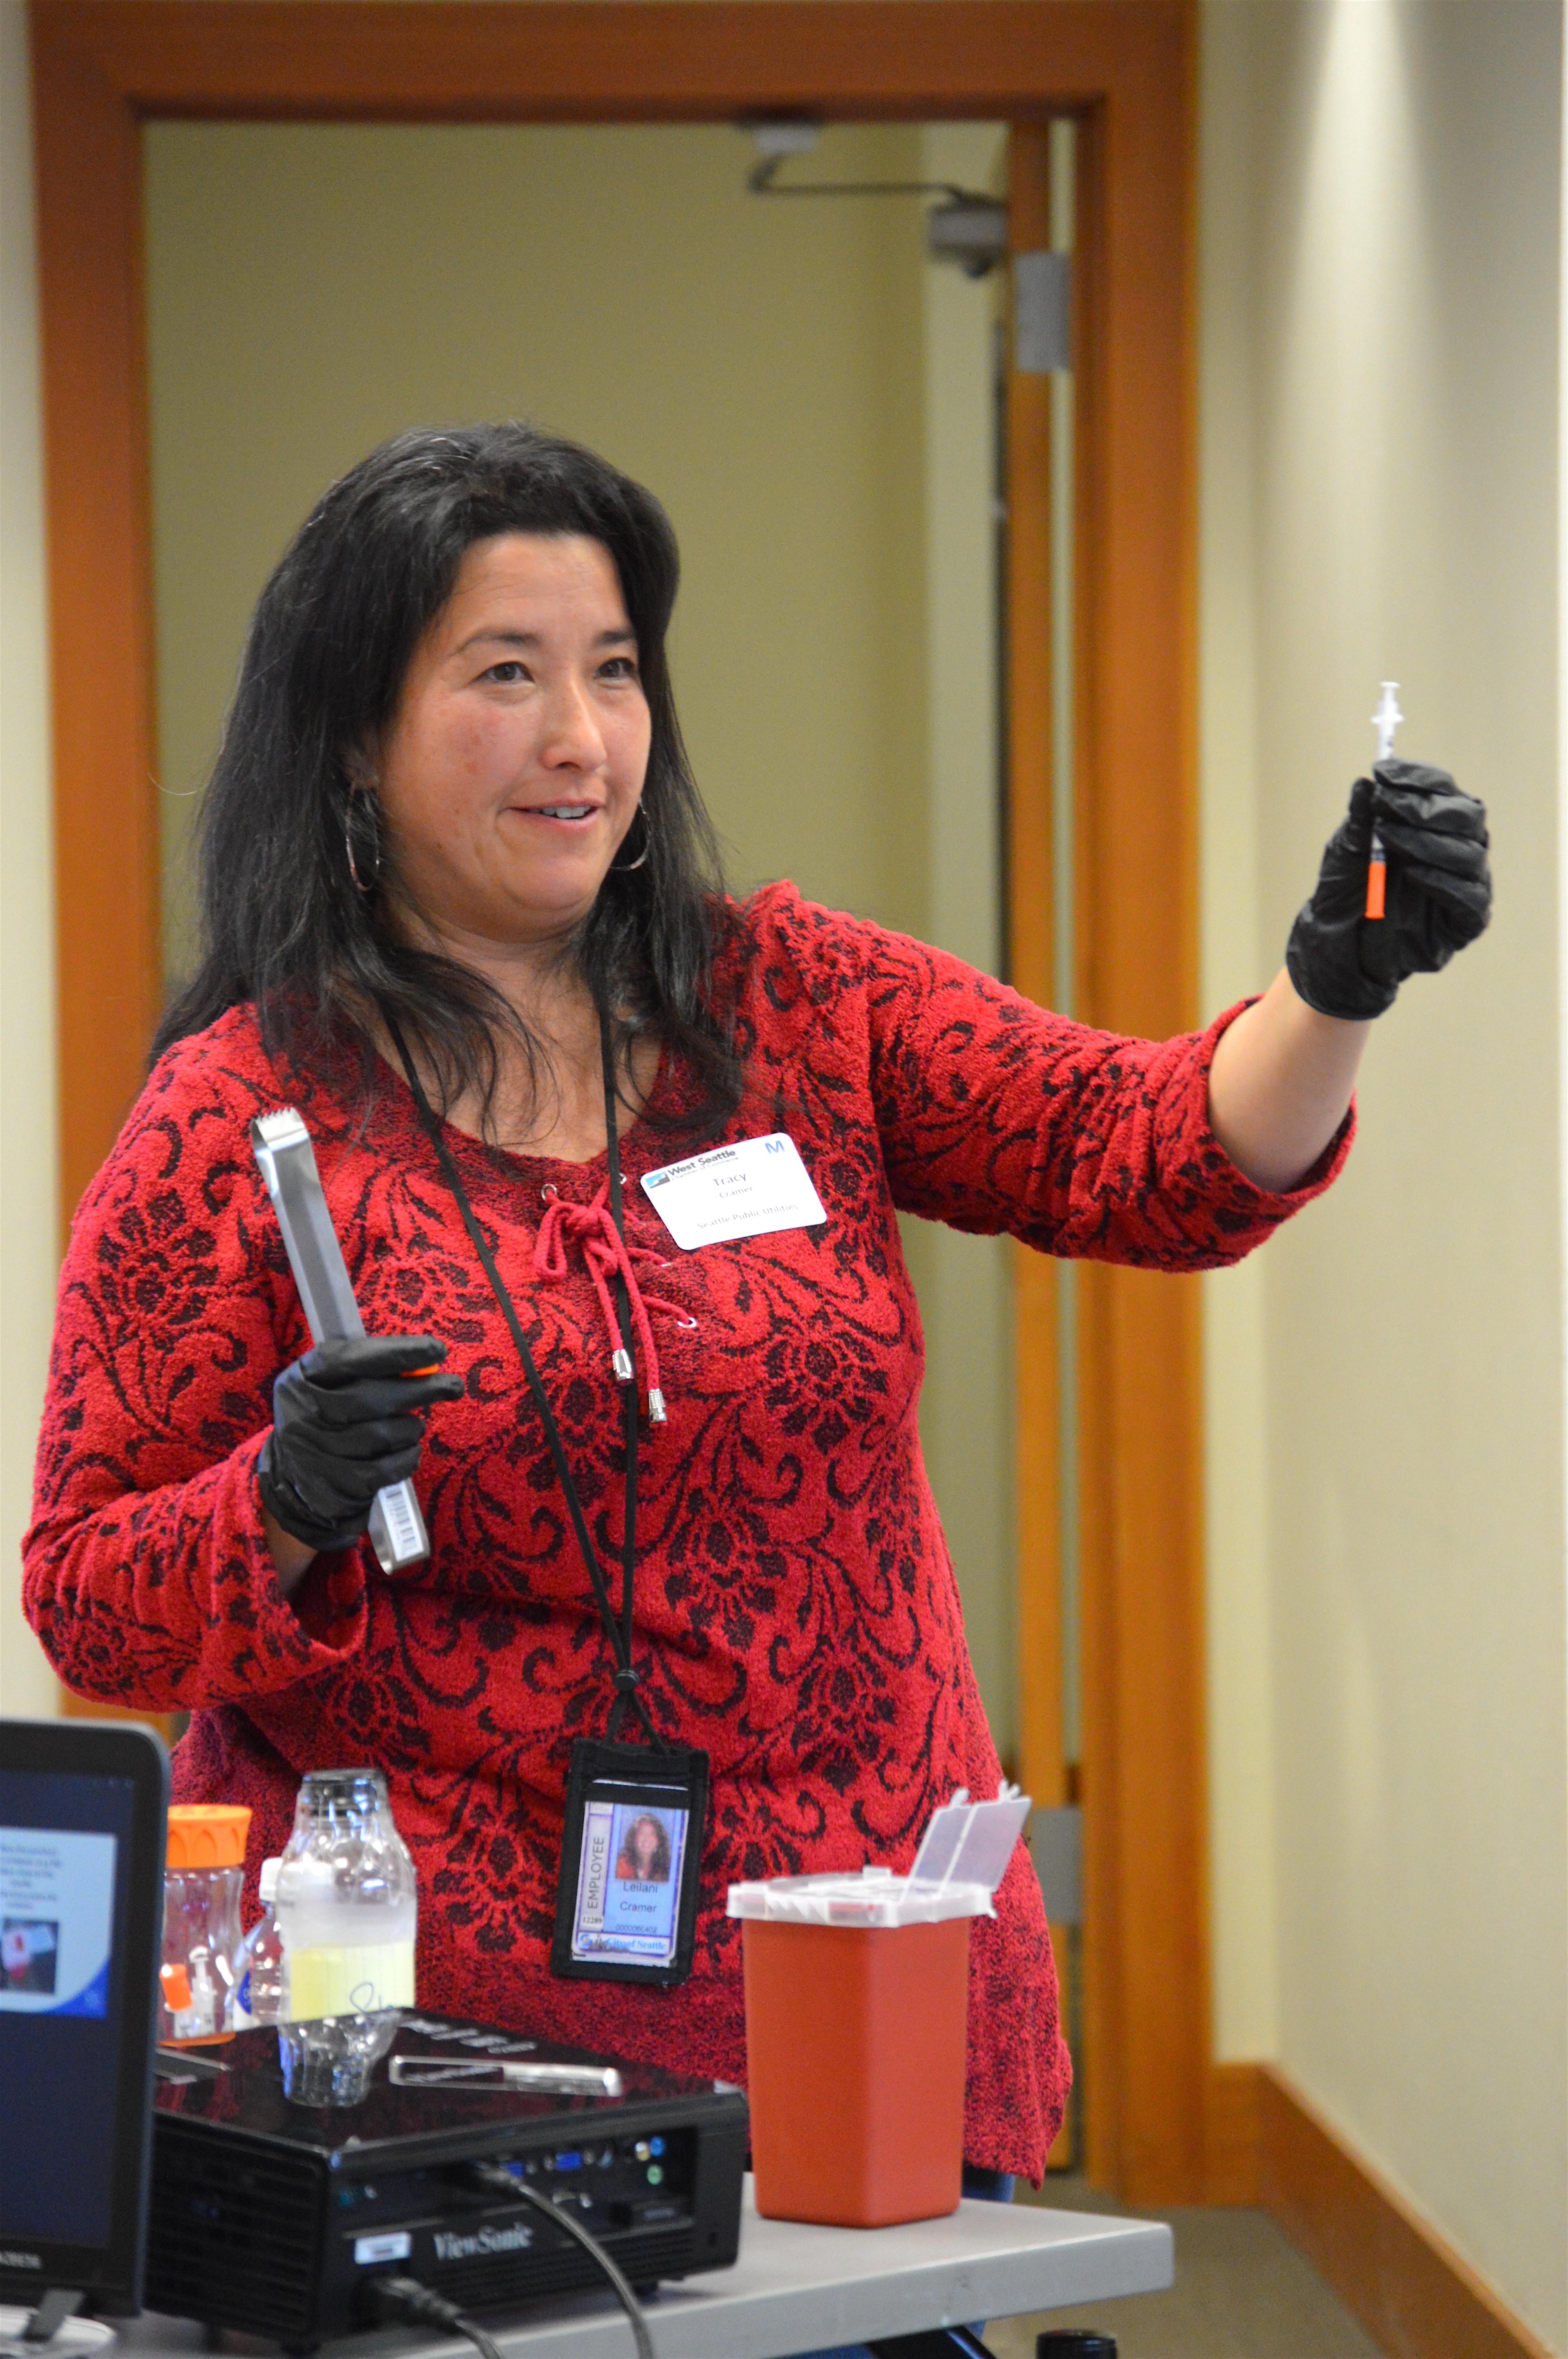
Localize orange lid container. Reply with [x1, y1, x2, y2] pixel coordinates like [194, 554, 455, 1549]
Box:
[165, 1804, 251, 1868]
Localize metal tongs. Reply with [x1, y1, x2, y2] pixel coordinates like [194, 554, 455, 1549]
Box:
[250, 1105, 430, 1573]
[389, 2055, 625, 2097]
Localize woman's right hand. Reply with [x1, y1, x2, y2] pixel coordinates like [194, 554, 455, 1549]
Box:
[257, 1336, 462, 1580]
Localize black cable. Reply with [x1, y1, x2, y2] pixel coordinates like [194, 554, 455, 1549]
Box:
[461, 2161, 656, 2359]
[361, 2274, 505, 2359]
[600, 1006, 641, 1745]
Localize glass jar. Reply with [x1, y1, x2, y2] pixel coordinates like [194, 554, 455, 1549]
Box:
[160, 1803, 252, 2045]
[274, 1768, 417, 2021]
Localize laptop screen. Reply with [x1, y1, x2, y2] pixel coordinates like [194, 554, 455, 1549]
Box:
[0, 1723, 167, 2314]
[2, 1767, 140, 2246]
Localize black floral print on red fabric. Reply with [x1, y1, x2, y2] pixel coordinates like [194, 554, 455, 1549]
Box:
[24, 883, 1349, 2177]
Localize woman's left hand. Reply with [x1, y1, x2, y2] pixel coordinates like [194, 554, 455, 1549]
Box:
[1208, 760, 1490, 1194]
[1284, 760, 1492, 1023]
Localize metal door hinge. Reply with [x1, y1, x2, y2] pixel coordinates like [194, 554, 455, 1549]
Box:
[1014, 250, 1071, 375]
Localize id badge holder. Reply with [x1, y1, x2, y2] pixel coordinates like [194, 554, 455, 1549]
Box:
[550, 1736, 709, 1988]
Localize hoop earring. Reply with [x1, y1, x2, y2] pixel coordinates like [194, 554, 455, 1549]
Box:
[610, 803, 651, 873]
[345, 793, 381, 894]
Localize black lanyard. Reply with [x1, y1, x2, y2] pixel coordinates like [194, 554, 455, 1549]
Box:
[386, 1007, 657, 1750]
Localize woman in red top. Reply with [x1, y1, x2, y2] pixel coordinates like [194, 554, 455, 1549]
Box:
[616, 1817, 673, 1884]
[24, 425, 1489, 2184]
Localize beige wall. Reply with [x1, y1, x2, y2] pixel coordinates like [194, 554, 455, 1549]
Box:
[142, 115, 1019, 1752]
[1200, 3, 1568, 2347]
[0, 0, 63, 1721]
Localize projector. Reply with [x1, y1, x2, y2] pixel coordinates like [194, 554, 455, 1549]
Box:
[146, 2013, 748, 2351]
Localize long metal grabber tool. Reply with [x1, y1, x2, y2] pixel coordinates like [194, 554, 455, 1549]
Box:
[250, 1106, 430, 1573]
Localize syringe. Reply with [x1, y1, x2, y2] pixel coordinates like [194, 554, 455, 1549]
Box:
[250, 1107, 431, 1573]
[1365, 680, 1403, 920]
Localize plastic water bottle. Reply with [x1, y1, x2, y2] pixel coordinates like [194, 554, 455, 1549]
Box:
[274, 1768, 417, 2019]
[235, 1857, 288, 2025]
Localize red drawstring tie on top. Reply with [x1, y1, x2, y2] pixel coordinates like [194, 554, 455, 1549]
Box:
[533, 1184, 685, 1424]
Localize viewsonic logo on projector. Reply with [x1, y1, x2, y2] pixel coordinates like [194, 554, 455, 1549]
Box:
[0, 2252, 43, 2270]
[430, 2222, 535, 2263]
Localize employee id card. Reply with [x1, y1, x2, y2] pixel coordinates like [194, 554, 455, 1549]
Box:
[550, 1737, 708, 1986]
[641, 1134, 826, 1251]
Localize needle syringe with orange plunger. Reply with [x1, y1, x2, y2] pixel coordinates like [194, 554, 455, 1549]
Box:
[1365, 681, 1403, 919]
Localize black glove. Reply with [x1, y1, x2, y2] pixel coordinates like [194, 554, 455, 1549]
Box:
[1285, 759, 1492, 1021]
[257, 1335, 462, 1554]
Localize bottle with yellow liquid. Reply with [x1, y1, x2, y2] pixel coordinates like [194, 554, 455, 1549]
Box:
[274, 1768, 416, 2019]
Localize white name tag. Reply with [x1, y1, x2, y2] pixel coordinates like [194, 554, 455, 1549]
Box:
[641, 1134, 827, 1251]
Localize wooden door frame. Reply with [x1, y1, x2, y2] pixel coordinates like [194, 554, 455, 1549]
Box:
[31, 0, 1204, 2202]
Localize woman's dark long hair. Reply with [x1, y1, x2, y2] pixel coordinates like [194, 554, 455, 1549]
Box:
[615, 1812, 672, 1881]
[154, 422, 743, 1136]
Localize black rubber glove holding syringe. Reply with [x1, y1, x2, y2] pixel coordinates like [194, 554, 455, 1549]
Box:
[1285, 683, 1492, 1024]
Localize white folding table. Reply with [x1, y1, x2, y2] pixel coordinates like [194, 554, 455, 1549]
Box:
[77, 2182, 1172, 2359]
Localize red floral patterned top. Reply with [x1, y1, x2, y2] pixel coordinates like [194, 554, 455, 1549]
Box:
[24, 885, 1350, 2178]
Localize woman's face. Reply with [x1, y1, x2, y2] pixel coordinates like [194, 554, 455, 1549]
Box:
[630, 1820, 659, 1875]
[371, 533, 652, 954]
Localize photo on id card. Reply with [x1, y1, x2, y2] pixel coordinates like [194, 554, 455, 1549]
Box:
[550, 1739, 707, 1985]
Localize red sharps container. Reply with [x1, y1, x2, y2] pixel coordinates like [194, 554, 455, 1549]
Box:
[728, 1786, 1031, 2228]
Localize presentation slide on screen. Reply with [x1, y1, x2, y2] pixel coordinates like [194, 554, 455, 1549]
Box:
[0, 1826, 117, 2016]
